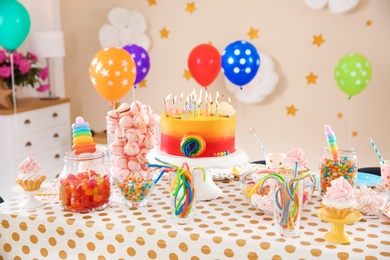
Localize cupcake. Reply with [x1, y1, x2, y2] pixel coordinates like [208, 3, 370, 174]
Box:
[16, 157, 46, 191]
[322, 177, 357, 219]
[279, 147, 309, 175]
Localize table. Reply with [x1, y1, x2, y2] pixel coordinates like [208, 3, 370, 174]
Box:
[1, 177, 390, 260]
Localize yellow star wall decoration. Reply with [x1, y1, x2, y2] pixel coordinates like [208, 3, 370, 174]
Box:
[337, 113, 343, 118]
[352, 131, 358, 137]
[186, 2, 196, 14]
[138, 79, 147, 88]
[183, 69, 192, 80]
[366, 20, 372, 26]
[147, 0, 157, 6]
[160, 27, 170, 38]
[286, 104, 298, 116]
[312, 34, 325, 47]
[306, 72, 318, 84]
[247, 27, 259, 40]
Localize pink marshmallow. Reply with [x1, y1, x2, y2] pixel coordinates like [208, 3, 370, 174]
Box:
[125, 128, 139, 142]
[124, 141, 140, 156]
[117, 103, 131, 117]
[130, 101, 144, 116]
[110, 140, 124, 155]
[106, 110, 120, 123]
[148, 113, 160, 128]
[114, 128, 126, 143]
[127, 159, 141, 171]
[119, 116, 133, 129]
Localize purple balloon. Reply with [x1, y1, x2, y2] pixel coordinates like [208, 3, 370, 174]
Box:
[123, 44, 150, 85]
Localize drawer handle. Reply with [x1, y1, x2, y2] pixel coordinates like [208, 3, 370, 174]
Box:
[24, 119, 31, 125]
[25, 142, 32, 147]
[52, 112, 58, 118]
[54, 154, 60, 159]
[53, 133, 59, 138]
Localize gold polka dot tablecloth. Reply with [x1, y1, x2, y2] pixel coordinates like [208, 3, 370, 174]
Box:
[1, 178, 390, 260]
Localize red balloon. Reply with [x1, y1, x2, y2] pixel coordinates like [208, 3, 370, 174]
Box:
[188, 44, 221, 88]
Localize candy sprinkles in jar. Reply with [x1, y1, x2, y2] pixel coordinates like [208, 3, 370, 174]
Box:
[59, 117, 112, 212]
[320, 147, 358, 196]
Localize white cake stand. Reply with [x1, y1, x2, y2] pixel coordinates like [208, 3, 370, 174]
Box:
[11, 183, 50, 209]
[147, 147, 249, 201]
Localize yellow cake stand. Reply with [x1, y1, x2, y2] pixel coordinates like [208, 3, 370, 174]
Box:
[317, 208, 362, 244]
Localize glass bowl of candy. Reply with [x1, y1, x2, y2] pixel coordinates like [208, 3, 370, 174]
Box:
[354, 184, 390, 219]
[59, 151, 112, 213]
[116, 173, 158, 207]
[240, 170, 316, 214]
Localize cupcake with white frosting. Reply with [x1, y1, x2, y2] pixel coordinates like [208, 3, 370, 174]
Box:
[322, 177, 357, 219]
[15, 157, 46, 191]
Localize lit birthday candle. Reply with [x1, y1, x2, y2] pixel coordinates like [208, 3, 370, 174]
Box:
[205, 92, 209, 117]
[185, 96, 189, 118]
[180, 92, 183, 109]
[197, 98, 202, 117]
[165, 93, 171, 117]
[215, 91, 219, 117]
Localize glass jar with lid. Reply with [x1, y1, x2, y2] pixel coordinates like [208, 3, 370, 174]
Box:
[58, 150, 112, 212]
[320, 147, 358, 196]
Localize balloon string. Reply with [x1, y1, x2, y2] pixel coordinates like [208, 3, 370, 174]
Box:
[348, 98, 352, 148]
[133, 86, 136, 102]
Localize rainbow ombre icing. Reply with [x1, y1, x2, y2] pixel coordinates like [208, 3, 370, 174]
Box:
[72, 116, 97, 155]
[160, 110, 236, 158]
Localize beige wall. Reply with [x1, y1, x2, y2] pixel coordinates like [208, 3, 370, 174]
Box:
[60, 0, 390, 170]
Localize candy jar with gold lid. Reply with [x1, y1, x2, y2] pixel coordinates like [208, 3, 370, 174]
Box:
[59, 117, 112, 213]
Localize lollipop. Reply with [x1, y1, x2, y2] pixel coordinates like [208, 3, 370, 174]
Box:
[324, 124, 339, 162]
[180, 133, 206, 157]
[72, 116, 97, 155]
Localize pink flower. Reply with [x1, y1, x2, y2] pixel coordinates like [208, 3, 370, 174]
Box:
[39, 67, 49, 80]
[36, 84, 50, 92]
[28, 52, 38, 62]
[0, 65, 11, 78]
[12, 51, 22, 66]
[18, 59, 31, 75]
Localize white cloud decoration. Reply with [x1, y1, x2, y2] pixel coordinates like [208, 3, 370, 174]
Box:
[225, 52, 278, 104]
[304, 0, 360, 14]
[99, 7, 151, 51]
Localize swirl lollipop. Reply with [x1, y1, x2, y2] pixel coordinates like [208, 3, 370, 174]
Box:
[180, 133, 206, 157]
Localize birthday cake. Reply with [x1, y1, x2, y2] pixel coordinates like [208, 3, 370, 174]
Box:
[160, 91, 236, 158]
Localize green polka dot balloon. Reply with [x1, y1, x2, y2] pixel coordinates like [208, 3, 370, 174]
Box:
[334, 53, 372, 98]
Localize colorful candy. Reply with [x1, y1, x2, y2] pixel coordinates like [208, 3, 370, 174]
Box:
[148, 159, 205, 219]
[180, 133, 206, 157]
[320, 158, 357, 196]
[248, 171, 314, 232]
[59, 170, 111, 212]
[117, 177, 155, 205]
[72, 116, 96, 155]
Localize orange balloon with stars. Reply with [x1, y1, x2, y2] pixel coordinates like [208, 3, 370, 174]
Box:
[89, 47, 136, 101]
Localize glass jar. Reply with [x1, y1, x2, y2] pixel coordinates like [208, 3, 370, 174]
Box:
[59, 150, 112, 212]
[320, 147, 358, 196]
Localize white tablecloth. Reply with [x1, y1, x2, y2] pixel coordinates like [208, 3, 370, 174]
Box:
[1, 177, 390, 260]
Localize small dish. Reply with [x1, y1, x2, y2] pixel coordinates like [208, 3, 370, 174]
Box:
[357, 172, 382, 187]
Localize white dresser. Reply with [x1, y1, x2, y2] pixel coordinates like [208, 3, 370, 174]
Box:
[0, 98, 71, 200]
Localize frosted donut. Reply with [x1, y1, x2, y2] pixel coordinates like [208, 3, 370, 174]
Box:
[180, 133, 206, 157]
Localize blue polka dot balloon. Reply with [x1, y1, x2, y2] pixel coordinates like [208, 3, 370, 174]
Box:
[221, 40, 260, 87]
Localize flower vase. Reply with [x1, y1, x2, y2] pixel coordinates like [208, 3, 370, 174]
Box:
[0, 78, 13, 109]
